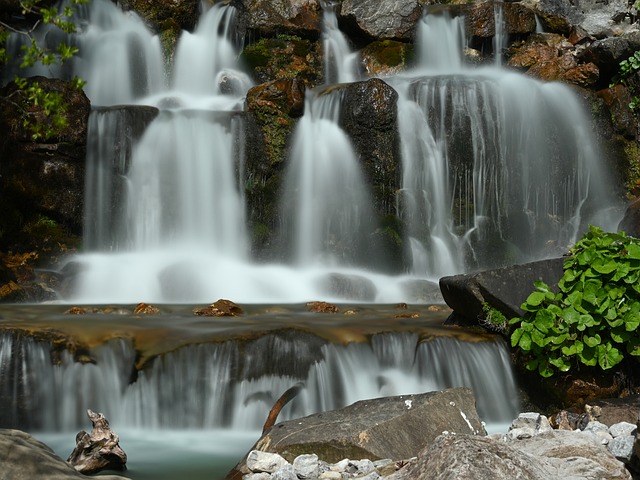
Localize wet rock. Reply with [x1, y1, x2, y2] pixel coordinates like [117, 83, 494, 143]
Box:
[579, 31, 640, 83]
[133, 303, 160, 315]
[0, 429, 128, 480]
[338, 78, 401, 219]
[193, 299, 244, 316]
[241, 36, 323, 86]
[241, 0, 321, 38]
[305, 301, 339, 313]
[67, 410, 127, 474]
[117, 0, 199, 32]
[339, 0, 423, 41]
[586, 397, 640, 427]
[465, 1, 536, 41]
[360, 40, 414, 77]
[439, 257, 565, 324]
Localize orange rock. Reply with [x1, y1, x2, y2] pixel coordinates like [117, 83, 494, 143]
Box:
[305, 301, 339, 313]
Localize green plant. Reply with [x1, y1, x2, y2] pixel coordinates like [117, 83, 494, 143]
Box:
[510, 226, 640, 377]
[1, 0, 87, 139]
[610, 49, 640, 110]
[480, 302, 509, 334]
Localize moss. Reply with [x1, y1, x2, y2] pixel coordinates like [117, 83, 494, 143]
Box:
[624, 140, 640, 196]
[241, 36, 322, 85]
[159, 20, 181, 75]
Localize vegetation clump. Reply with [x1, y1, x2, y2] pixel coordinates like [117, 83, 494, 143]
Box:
[510, 226, 640, 377]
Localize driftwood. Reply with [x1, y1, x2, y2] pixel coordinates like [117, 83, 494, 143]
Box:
[67, 409, 127, 474]
[262, 382, 305, 434]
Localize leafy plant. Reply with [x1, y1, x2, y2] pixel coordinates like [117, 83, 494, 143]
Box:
[611, 50, 640, 110]
[480, 302, 509, 334]
[0, 0, 87, 139]
[510, 226, 640, 377]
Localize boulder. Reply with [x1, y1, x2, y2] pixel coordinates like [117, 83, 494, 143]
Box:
[388, 430, 632, 480]
[240, 0, 322, 38]
[466, 1, 536, 41]
[439, 257, 565, 324]
[618, 198, 640, 238]
[579, 31, 640, 83]
[227, 387, 485, 478]
[0, 429, 127, 480]
[117, 0, 199, 32]
[536, 0, 634, 38]
[339, 0, 423, 41]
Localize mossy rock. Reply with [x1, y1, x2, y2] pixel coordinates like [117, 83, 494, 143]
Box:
[241, 36, 323, 85]
[361, 39, 414, 76]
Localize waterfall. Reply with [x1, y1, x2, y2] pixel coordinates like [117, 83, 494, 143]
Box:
[281, 89, 374, 267]
[392, 11, 621, 278]
[493, 1, 506, 67]
[321, 0, 360, 84]
[0, 331, 519, 432]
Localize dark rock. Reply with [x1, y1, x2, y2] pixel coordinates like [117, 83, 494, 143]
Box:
[339, 0, 423, 42]
[586, 397, 640, 427]
[466, 1, 536, 40]
[439, 257, 565, 324]
[117, 0, 199, 32]
[338, 78, 401, 220]
[360, 39, 414, 77]
[227, 387, 485, 478]
[0, 429, 127, 480]
[240, 0, 322, 38]
[67, 410, 127, 474]
[598, 86, 637, 140]
[535, 0, 584, 36]
[618, 198, 640, 237]
[0, 77, 90, 250]
[579, 31, 640, 84]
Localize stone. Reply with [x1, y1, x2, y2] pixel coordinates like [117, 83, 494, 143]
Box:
[510, 412, 553, 434]
[439, 257, 565, 324]
[305, 301, 339, 313]
[608, 435, 636, 462]
[247, 450, 289, 473]
[466, 1, 536, 40]
[339, 0, 423, 41]
[241, 0, 321, 37]
[293, 453, 319, 479]
[117, 0, 199, 32]
[67, 410, 127, 474]
[618, 198, 640, 237]
[193, 299, 244, 316]
[227, 388, 485, 478]
[586, 397, 640, 427]
[388, 430, 632, 480]
[609, 422, 638, 438]
[272, 462, 297, 480]
[0, 429, 127, 480]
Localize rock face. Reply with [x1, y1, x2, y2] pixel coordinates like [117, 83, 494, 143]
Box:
[439, 257, 565, 324]
[227, 387, 485, 478]
[240, 0, 322, 37]
[117, 0, 200, 32]
[0, 77, 90, 241]
[0, 429, 127, 480]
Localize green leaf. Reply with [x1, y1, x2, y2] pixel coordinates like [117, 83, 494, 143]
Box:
[523, 291, 546, 308]
[597, 343, 623, 370]
[584, 334, 601, 348]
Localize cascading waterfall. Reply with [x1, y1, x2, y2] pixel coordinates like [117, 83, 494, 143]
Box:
[0, 331, 518, 432]
[281, 89, 374, 267]
[321, 0, 360, 84]
[394, 11, 620, 278]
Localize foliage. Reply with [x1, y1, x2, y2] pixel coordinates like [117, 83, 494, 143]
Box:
[0, 0, 87, 139]
[480, 302, 508, 334]
[509, 226, 640, 378]
[610, 49, 640, 110]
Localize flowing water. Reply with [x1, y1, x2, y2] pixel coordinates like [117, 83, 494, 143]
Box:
[0, 2, 626, 478]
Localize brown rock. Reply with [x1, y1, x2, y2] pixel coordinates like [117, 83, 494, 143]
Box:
[563, 63, 600, 87]
[133, 303, 160, 315]
[242, 0, 321, 37]
[193, 299, 244, 317]
[305, 301, 339, 313]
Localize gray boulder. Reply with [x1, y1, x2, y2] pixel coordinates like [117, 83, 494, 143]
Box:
[439, 257, 565, 324]
[339, 0, 423, 41]
[388, 430, 631, 480]
[0, 429, 127, 480]
[227, 387, 485, 478]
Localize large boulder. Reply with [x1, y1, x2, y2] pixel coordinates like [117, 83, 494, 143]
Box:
[117, 0, 200, 32]
[227, 387, 485, 478]
[388, 430, 632, 480]
[466, 1, 536, 43]
[339, 0, 423, 42]
[240, 0, 322, 38]
[439, 257, 565, 324]
[536, 0, 634, 38]
[0, 429, 127, 480]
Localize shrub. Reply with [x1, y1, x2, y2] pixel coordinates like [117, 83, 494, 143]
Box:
[509, 226, 640, 377]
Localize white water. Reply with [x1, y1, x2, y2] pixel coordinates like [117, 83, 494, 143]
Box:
[392, 11, 621, 278]
[0, 332, 518, 432]
[322, 0, 360, 83]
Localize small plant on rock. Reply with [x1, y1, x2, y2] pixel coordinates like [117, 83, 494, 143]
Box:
[510, 226, 640, 377]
